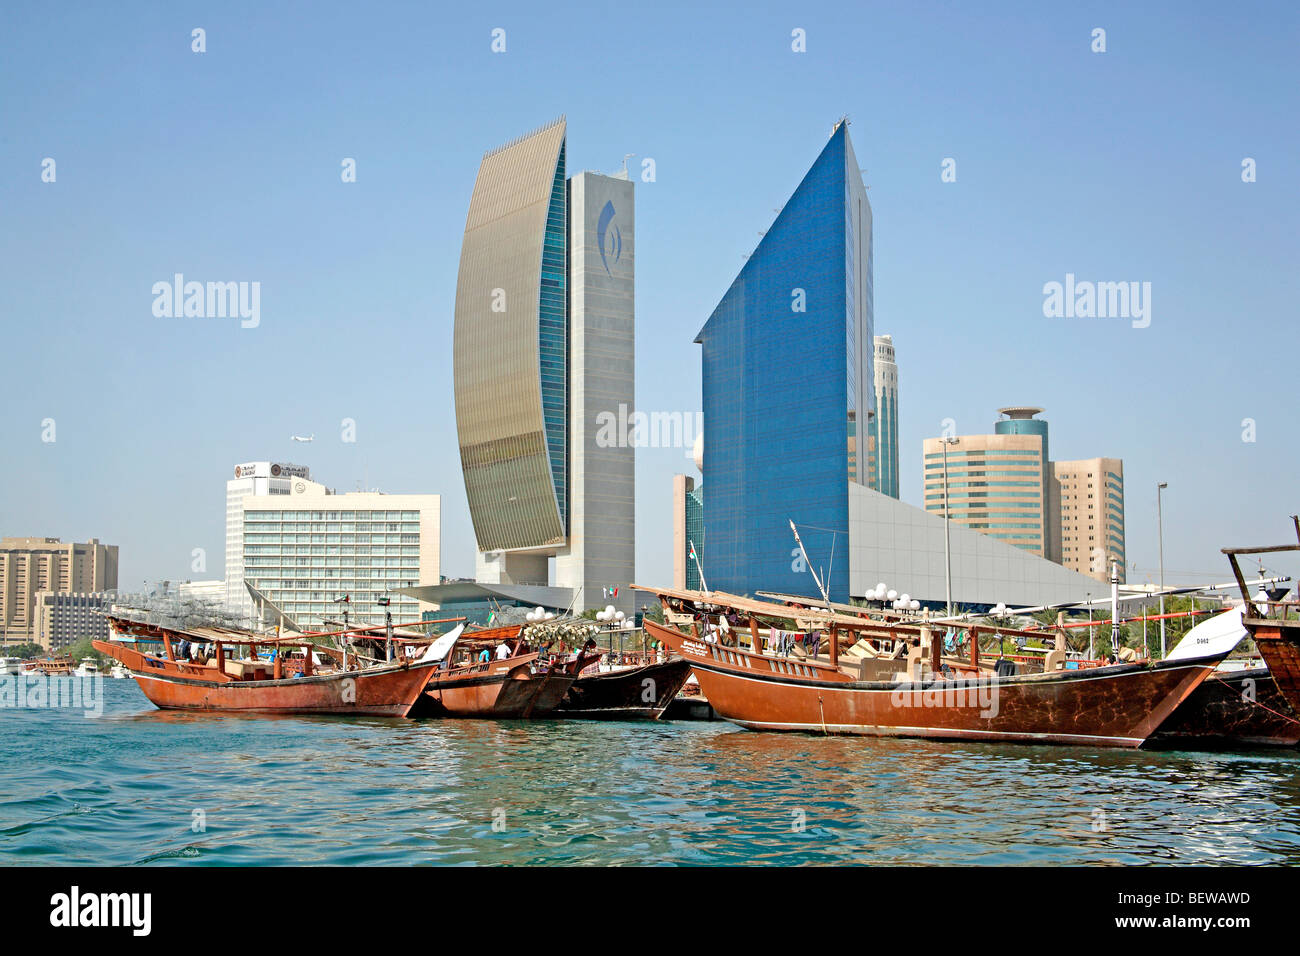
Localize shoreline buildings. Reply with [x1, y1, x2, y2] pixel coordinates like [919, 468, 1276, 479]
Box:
[0, 537, 118, 648]
[871, 334, 900, 499]
[679, 120, 1107, 608]
[225, 461, 310, 620]
[1054, 457, 1126, 583]
[430, 116, 636, 616]
[923, 409, 1125, 584]
[224, 461, 441, 629]
[239, 477, 440, 631]
[695, 118, 873, 602]
[922, 407, 1053, 560]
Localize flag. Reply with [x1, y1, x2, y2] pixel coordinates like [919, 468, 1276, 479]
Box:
[487, 611, 495, 624]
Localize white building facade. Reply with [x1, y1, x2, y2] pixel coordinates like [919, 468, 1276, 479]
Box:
[240, 478, 440, 630]
[224, 461, 310, 619]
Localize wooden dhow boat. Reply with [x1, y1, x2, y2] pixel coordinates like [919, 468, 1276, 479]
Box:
[94, 616, 452, 718]
[1224, 518, 1300, 718]
[411, 624, 600, 719]
[636, 585, 1245, 748]
[1147, 664, 1300, 748]
[557, 657, 694, 720]
[24, 656, 75, 676]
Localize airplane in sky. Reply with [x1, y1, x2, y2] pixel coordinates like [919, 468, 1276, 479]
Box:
[290, 434, 314, 442]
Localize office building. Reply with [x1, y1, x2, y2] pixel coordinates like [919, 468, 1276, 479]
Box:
[682, 123, 1106, 608]
[922, 412, 1126, 584]
[922, 408, 1052, 559]
[34, 591, 114, 652]
[872, 334, 899, 498]
[451, 117, 635, 612]
[695, 118, 873, 601]
[1055, 458, 1126, 583]
[672, 475, 706, 591]
[239, 477, 440, 631]
[225, 461, 310, 619]
[0, 537, 118, 647]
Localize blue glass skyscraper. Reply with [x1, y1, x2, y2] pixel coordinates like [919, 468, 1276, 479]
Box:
[695, 120, 873, 602]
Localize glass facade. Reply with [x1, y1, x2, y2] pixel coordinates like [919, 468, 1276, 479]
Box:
[872, 336, 899, 498]
[540, 142, 568, 529]
[685, 483, 705, 591]
[695, 123, 872, 602]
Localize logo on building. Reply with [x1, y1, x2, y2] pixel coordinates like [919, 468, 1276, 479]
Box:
[597, 200, 622, 276]
[270, 464, 281, 477]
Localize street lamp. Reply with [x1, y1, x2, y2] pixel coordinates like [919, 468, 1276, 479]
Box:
[940, 436, 960, 615]
[1157, 481, 1168, 658]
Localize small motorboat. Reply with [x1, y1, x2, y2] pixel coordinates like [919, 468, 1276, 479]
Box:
[0, 657, 29, 676]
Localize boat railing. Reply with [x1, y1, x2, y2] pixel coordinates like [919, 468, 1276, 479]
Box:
[1245, 600, 1300, 624]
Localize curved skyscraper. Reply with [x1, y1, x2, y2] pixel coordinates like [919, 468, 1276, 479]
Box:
[454, 117, 569, 554]
[452, 118, 635, 608]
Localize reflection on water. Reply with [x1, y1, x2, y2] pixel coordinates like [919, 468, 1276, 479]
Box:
[1, 681, 1297, 865]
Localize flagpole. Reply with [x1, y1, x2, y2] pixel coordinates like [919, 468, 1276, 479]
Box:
[689, 539, 709, 594]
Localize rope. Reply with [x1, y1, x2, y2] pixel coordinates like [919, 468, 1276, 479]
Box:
[1204, 674, 1300, 726]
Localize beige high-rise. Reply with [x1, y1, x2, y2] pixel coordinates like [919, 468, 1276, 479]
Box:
[1054, 458, 1125, 583]
[0, 537, 119, 647]
[922, 434, 1049, 558]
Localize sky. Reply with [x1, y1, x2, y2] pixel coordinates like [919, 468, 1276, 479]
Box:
[1, 1, 1297, 596]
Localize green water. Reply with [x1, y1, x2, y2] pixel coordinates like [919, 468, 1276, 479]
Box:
[2, 680, 1298, 865]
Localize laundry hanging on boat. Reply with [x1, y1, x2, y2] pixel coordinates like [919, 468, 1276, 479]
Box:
[765, 627, 811, 656]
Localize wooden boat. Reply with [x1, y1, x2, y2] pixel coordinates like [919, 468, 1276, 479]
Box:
[410, 624, 598, 719]
[636, 585, 1243, 748]
[1224, 520, 1300, 717]
[1147, 666, 1300, 748]
[24, 656, 74, 676]
[93, 617, 443, 718]
[557, 658, 694, 720]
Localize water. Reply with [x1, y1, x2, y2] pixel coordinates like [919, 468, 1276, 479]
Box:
[3, 679, 1299, 865]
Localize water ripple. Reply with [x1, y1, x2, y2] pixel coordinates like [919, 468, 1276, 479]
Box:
[1, 681, 1297, 864]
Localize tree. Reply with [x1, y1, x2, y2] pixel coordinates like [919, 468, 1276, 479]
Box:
[64, 637, 109, 664]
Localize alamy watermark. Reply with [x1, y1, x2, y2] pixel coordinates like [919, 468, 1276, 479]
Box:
[595, 404, 701, 457]
[889, 679, 999, 719]
[1, 673, 103, 718]
[1042, 273, 1151, 329]
[152, 274, 260, 328]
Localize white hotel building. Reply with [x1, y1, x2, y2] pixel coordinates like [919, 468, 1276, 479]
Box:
[225, 462, 440, 629]
[225, 461, 309, 619]
[239, 478, 440, 631]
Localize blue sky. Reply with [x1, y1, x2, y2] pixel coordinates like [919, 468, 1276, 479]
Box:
[2, 1, 1297, 594]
